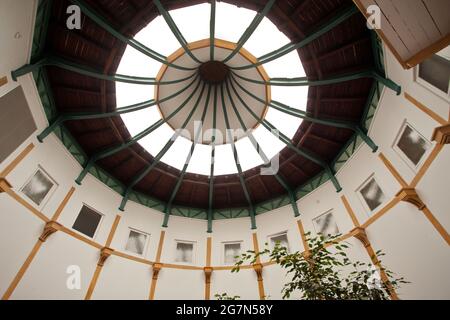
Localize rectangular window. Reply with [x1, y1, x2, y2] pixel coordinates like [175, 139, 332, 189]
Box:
[312, 211, 339, 239]
[269, 232, 290, 251]
[224, 242, 242, 265]
[415, 47, 450, 99]
[125, 229, 149, 256]
[175, 241, 195, 264]
[20, 167, 57, 206]
[72, 205, 103, 238]
[358, 176, 386, 213]
[393, 121, 431, 170]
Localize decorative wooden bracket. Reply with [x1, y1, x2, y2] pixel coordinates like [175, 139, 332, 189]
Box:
[152, 263, 163, 280]
[0, 177, 12, 193]
[39, 221, 62, 242]
[432, 124, 450, 145]
[97, 247, 114, 267]
[204, 267, 213, 284]
[351, 227, 370, 248]
[253, 263, 263, 281]
[396, 188, 426, 210]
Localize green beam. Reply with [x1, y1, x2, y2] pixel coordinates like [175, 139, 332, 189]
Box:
[224, 80, 300, 217]
[32, 0, 53, 59]
[220, 84, 256, 229]
[210, 0, 216, 61]
[222, 0, 276, 63]
[231, 5, 359, 70]
[120, 82, 207, 211]
[234, 80, 378, 153]
[163, 85, 213, 227]
[12, 56, 197, 85]
[153, 0, 202, 64]
[75, 77, 202, 185]
[36, 73, 199, 142]
[69, 0, 195, 71]
[207, 86, 218, 233]
[232, 69, 401, 94]
[228, 76, 342, 192]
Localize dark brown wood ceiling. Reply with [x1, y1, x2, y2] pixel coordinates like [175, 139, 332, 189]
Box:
[44, 0, 375, 210]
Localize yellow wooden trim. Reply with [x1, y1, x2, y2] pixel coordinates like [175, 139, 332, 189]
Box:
[0, 143, 35, 178]
[155, 230, 165, 263]
[111, 250, 153, 265]
[206, 237, 212, 266]
[252, 232, 261, 263]
[341, 195, 361, 227]
[105, 215, 121, 247]
[84, 265, 102, 300]
[51, 187, 76, 221]
[378, 153, 408, 188]
[0, 76, 8, 87]
[297, 220, 309, 251]
[1, 239, 43, 300]
[161, 263, 203, 270]
[361, 197, 401, 229]
[410, 143, 444, 188]
[364, 243, 399, 300]
[421, 207, 450, 246]
[148, 276, 158, 300]
[1, 181, 49, 222]
[405, 34, 450, 69]
[59, 225, 103, 249]
[404, 92, 447, 125]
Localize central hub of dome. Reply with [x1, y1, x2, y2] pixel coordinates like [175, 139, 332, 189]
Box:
[199, 61, 230, 84]
[156, 39, 270, 145]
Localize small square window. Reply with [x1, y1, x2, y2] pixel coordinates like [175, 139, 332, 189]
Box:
[125, 229, 149, 256]
[312, 211, 339, 239]
[269, 232, 290, 251]
[418, 53, 450, 94]
[175, 241, 195, 264]
[358, 176, 386, 213]
[394, 122, 431, 170]
[72, 205, 103, 238]
[20, 167, 57, 206]
[224, 242, 241, 265]
[415, 47, 450, 99]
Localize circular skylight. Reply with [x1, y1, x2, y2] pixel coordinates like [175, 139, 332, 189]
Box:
[116, 2, 306, 176]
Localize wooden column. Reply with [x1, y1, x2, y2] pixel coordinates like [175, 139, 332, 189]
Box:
[85, 215, 121, 300]
[204, 237, 213, 300]
[149, 230, 165, 300]
[252, 233, 266, 300]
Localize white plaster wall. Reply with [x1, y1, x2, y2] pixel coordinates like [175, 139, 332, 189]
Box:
[92, 255, 151, 300]
[155, 269, 204, 300]
[11, 231, 99, 300]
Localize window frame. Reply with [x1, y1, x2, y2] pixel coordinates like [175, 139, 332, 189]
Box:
[20, 165, 58, 208]
[356, 174, 388, 216]
[174, 239, 197, 265]
[312, 209, 340, 239]
[414, 49, 450, 101]
[222, 241, 243, 266]
[71, 203, 104, 240]
[124, 227, 150, 257]
[392, 120, 433, 172]
[267, 231, 290, 252]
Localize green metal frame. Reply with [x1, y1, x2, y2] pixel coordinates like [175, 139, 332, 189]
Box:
[27, 0, 389, 229]
[231, 5, 359, 70]
[222, 0, 276, 63]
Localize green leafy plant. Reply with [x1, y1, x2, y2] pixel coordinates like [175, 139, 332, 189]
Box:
[232, 233, 408, 300]
[215, 293, 241, 300]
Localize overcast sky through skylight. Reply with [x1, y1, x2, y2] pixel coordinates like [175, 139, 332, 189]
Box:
[117, 2, 307, 176]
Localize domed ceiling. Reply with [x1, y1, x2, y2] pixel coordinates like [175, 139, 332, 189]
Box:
[29, 0, 384, 221]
